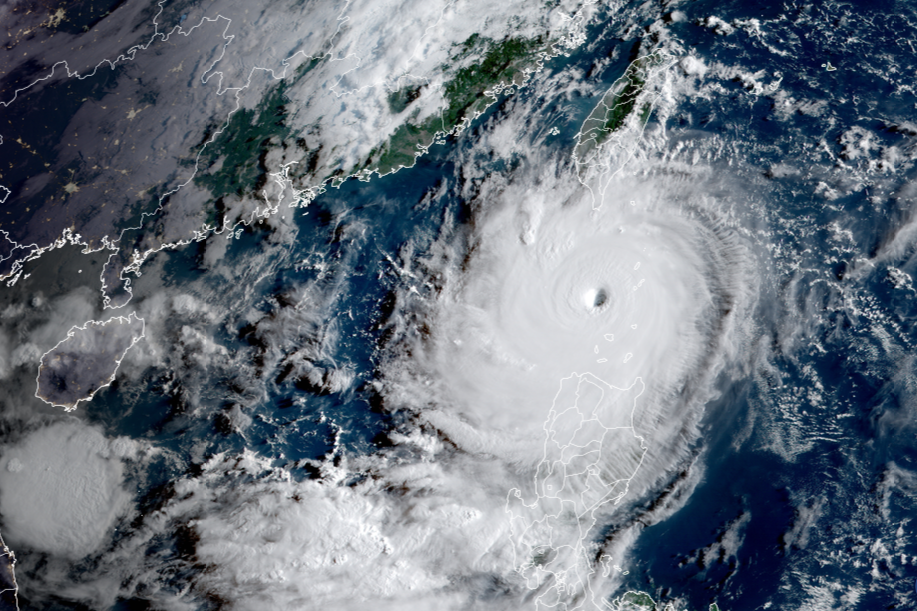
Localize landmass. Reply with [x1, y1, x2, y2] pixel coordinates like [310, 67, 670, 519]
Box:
[505, 372, 725, 611]
[360, 34, 547, 176]
[506, 373, 647, 608]
[0, 1, 585, 307]
[0, 532, 17, 611]
[35, 313, 145, 410]
[611, 591, 723, 611]
[573, 49, 676, 208]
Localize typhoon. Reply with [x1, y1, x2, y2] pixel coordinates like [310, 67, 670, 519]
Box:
[0, 3, 766, 607]
[375, 52, 760, 604]
[4, 0, 917, 610]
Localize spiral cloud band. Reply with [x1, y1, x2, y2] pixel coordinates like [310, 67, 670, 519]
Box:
[374, 131, 758, 602]
[393, 168, 751, 463]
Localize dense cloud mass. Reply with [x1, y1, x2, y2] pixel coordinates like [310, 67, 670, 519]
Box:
[0, 422, 132, 559]
[380, 157, 755, 461]
[368, 98, 759, 603]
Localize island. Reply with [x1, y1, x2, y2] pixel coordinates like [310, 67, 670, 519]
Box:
[0, 531, 16, 611]
[35, 313, 145, 411]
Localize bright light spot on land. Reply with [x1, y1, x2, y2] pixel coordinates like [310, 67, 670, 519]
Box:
[44, 8, 66, 28]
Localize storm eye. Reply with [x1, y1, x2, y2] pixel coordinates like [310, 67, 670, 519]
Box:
[583, 287, 609, 309]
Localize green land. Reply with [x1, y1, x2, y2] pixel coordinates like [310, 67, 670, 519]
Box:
[368, 34, 545, 175]
[574, 51, 670, 163]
